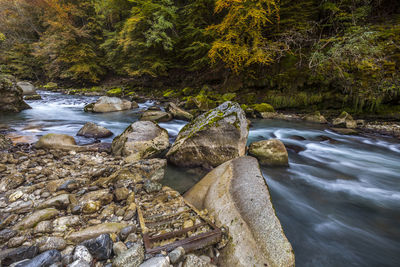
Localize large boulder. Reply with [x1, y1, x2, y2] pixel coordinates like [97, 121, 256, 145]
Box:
[184, 156, 294, 267]
[140, 110, 172, 122]
[17, 81, 37, 95]
[77, 122, 113, 138]
[0, 74, 30, 113]
[248, 139, 289, 166]
[92, 96, 133, 113]
[166, 101, 248, 168]
[111, 121, 169, 162]
[166, 102, 193, 121]
[35, 134, 77, 150]
[332, 111, 357, 129]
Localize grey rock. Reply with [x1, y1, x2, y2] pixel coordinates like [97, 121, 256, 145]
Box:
[0, 228, 17, 243]
[143, 180, 162, 193]
[166, 102, 193, 121]
[113, 241, 128, 256]
[140, 110, 172, 122]
[16, 249, 61, 267]
[81, 233, 113, 261]
[139, 256, 170, 267]
[77, 122, 113, 139]
[17, 81, 36, 95]
[248, 139, 289, 166]
[36, 236, 67, 252]
[92, 96, 133, 113]
[168, 246, 185, 264]
[38, 194, 70, 209]
[0, 75, 30, 113]
[112, 242, 144, 267]
[182, 254, 216, 267]
[73, 245, 93, 264]
[119, 225, 136, 241]
[34, 220, 53, 233]
[68, 259, 91, 267]
[0, 246, 38, 266]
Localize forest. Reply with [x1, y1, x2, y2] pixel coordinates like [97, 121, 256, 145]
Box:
[0, 0, 399, 115]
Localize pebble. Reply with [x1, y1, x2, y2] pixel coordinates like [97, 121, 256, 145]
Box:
[73, 245, 93, 264]
[81, 233, 113, 261]
[168, 246, 185, 264]
[113, 241, 128, 256]
[139, 256, 170, 267]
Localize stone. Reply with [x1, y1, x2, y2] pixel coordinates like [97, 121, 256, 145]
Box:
[73, 245, 93, 264]
[0, 134, 13, 151]
[167, 101, 248, 168]
[24, 94, 42, 100]
[67, 223, 127, 243]
[166, 102, 193, 121]
[119, 225, 136, 241]
[14, 208, 59, 230]
[82, 201, 101, 214]
[8, 236, 27, 247]
[139, 256, 170, 267]
[35, 220, 53, 234]
[140, 110, 173, 122]
[115, 187, 130, 201]
[77, 122, 113, 139]
[248, 139, 289, 166]
[35, 134, 77, 150]
[111, 121, 169, 162]
[92, 96, 133, 113]
[68, 259, 91, 267]
[9, 190, 24, 202]
[0, 175, 25, 192]
[331, 128, 359, 135]
[332, 111, 357, 129]
[38, 194, 70, 209]
[80, 189, 113, 206]
[182, 254, 215, 267]
[0, 228, 17, 243]
[52, 216, 80, 232]
[184, 156, 295, 267]
[16, 249, 61, 267]
[0, 246, 39, 266]
[123, 203, 137, 220]
[113, 241, 128, 256]
[168, 246, 185, 264]
[112, 242, 144, 267]
[303, 112, 328, 124]
[143, 180, 162, 193]
[36, 236, 67, 252]
[0, 74, 30, 113]
[17, 81, 36, 95]
[81, 233, 113, 261]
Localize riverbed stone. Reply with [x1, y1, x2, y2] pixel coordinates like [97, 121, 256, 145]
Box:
[0, 134, 13, 151]
[303, 112, 328, 124]
[34, 220, 53, 233]
[81, 233, 113, 261]
[18, 249, 61, 267]
[168, 246, 185, 264]
[52, 216, 80, 232]
[182, 254, 215, 267]
[14, 208, 59, 230]
[17, 81, 37, 95]
[92, 96, 133, 113]
[68, 259, 91, 267]
[67, 223, 127, 243]
[111, 121, 169, 162]
[35, 134, 77, 150]
[73, 245, 93, 264]
[36, 236, 67, 252]
[184, 156, 295, 267]
[139, 256, 170, 267]
[38, 193, 70, 209]
[0, 228, 17, 243]
[140, 110, 172, 122]
[248, 139, 289, 166]
[166, 101, 249, 168]
[0, 246, 39, 266]
[167, 102, 193, 121]
[112, 242, 144, 267]
[0, 74, 30, 113]
[113, 241, 128, 256]
[332, 111, 357, 129]
[77, 122, 113, 138]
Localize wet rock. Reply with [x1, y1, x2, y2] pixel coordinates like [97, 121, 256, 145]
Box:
[0, 74, 30, 113]
[36, 236, 67, 252]
[332, 111, 357, 129]
[17, 249, 61, 267]
[82, 201, 101, 214]
[248, 139, 289, 166]
[123, 203, 137, 220]
[139, 256, 170, 267]
[9, 190, 24, 202]
[168, 246, 185, 264]
[125, 233, 139, 243]
[14, 208, 59, 230]
[38, 194, 70, 209]
[81, 233, 113, 261]
[143, 180, 162, 193]
[111, 121, 169, 162]
[182, 254, 216, 267]
[113, 242, 128, 256]
[119, 225, 136, 241]
[166, 102, 193, 121]
[115, 187, 130, 201]
[34, 220, 53, 233]
[35, 134, 77, 150]
[331, 128, 358, 135]
[17, 81, 37, 95]
[8, 235, 27, 247]
[112, 242, 144, 267]
[73, 245, 93, 264]
[303, 112, 327, 124]
[77, 122, 113, 139]
[57, 180, 79, 192]
[167, 101, 248, 168]
[92, 96, 133, 113]
[24, 94, 42, 100]
[52, 216, 80, 232]
[68, 259, 91, 267]
[80, 189, 113, 206]
[184, 156, 295, 267]
[0, 134, 12, 151]
[0, 175, 25, 192]
[0, 246, 39, 266]
[140, 110, 173, 122]
[67, 223, 127, 243]
[0, 228, 17, 243]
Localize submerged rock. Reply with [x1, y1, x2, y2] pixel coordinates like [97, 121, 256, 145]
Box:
[167, 101, 248, 168]
[111, 121, 169, 162]
[92, 96, 133, 113]
[77, 122, 113, 138]
[140, 110, 172, 122]
[0, 74, 30, 113]
[17, 81, 37, 95]
[184, 156, 294, 267]
[248, 139, 289, 166]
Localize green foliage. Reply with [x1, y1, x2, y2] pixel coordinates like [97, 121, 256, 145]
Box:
[252, 103, 275, 113]
[106, 87, 123, 97]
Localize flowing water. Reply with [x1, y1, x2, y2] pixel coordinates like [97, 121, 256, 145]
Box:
[1, 91, 400, 266]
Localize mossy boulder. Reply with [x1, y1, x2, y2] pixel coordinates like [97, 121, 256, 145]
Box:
[111, 121, 169, 162]
[166, 101, 249, 168]
[0, 74, 30, 113]
[332, 111, 357, 129]
[252, 103, 275, 113]
[248, 139, 289, 166]
[42, 82, 58, 91]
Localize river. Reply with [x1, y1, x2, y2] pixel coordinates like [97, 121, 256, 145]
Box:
[1, 91, 400, 266]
